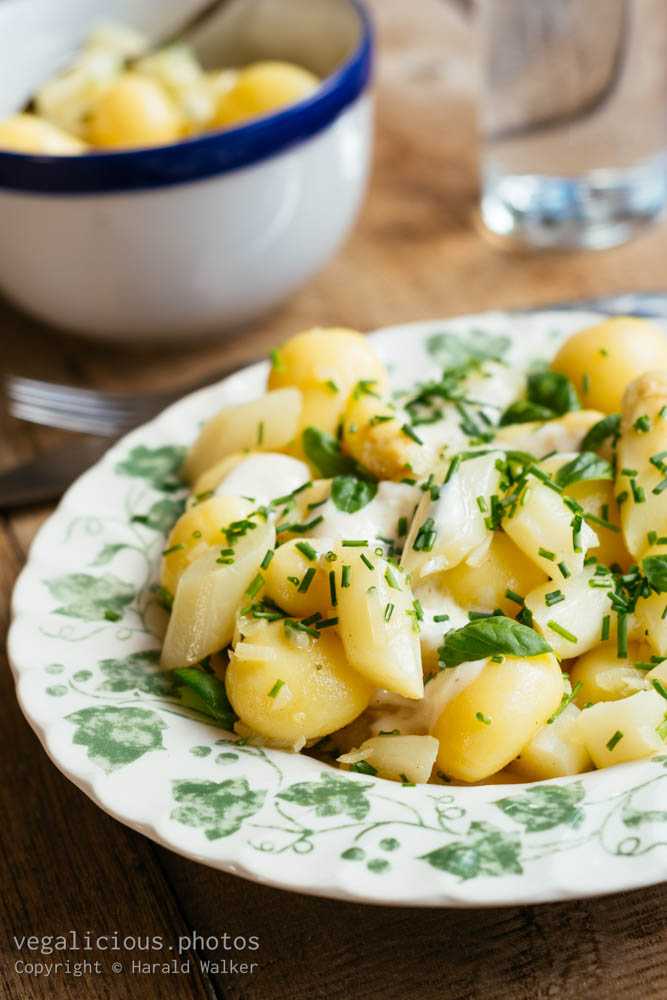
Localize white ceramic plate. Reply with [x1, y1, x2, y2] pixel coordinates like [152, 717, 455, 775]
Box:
[9, 311, 667, 907]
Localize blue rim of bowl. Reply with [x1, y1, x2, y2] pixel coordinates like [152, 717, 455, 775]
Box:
[0, 0, 373, 195]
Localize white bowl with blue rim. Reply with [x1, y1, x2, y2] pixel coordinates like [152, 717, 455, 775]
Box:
[0, 0, 373, 342]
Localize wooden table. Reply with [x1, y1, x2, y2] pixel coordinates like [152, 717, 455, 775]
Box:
[3, 2, 667, 997]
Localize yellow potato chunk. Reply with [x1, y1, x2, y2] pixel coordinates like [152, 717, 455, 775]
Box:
[263, 537, 334, 618]
[267, 327, 387, 438]
[616, 372, 667, 560]
[442, 531, 548, 615]
[551, 317, 667, 413]
[183, 387, 302, 483]
[525, 565, 614, 659]
[575, 690, 666, 768]
[339, 735, 439, 784]
[402, 451, 503, 581]
[570, 642, 650, 705]
[225, 620, 372, 742]
[213, 60, 319, 128]
[87, 73, 183, 147]
[161, 518, 275, 669]
[336, 547, 423, 699]
[160, 495, 253, 596]
[342, 393, 435, 481]
[432, 653, 563, 782]
[0, 113, 87, 154]
[510, 704, 592, 780]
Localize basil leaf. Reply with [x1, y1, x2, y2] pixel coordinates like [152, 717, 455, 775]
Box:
[527, 371, 580, 415]
[426, 329, 510, 369]
[174, 668, 236, 729]
[499, 399, 556, 426]
[437, 616, 552, 669]
[580, 413, 621, 453]
[301, 427, 358, 478]
[554, 451, 614, 489]
[642, 555, 667, 593]
[331, 475, 378, 514]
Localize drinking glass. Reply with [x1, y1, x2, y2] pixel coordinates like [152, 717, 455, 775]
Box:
[478, 0, 667, 249]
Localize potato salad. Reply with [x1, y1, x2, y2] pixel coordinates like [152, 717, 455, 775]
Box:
[0, 22, 319, 154]
[160, 319, 667, 786]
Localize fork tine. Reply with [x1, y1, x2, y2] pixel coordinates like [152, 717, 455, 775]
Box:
[8, 400, 127, 435]
[7, 376, 135, 415]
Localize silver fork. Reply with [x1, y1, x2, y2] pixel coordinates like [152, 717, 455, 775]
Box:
[4, 359, 260, 435]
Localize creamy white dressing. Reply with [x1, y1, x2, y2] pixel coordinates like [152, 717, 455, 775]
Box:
[308, 481, 422, 547]
[367, 660, 487, 736]
[214, 453, 310, 506]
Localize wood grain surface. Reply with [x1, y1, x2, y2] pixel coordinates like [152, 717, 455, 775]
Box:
[2, 1, 667, 997]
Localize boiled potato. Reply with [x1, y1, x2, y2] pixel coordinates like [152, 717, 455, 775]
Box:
[338, 734, 438, 784]
[616, 372, 667, 560]
[160, 495, 253, 596]
[432, 653, 563, 782]
[402, 451, 503, 580]
[213, 60, 319, 127]
[343, 393, 437, 481]
[267, 327, 387, 438]
[135, 44, 214, 129]
[570, 642, 650, 705]
[0, 114, 87, 154]
[336, 546, 423, 699]
[576, 689, 666, 767]
[503, 478, 597, 579]
[190, 453, 250, 500]
[183, 387, 302, 483]
[161, 519, 275, 668]
[510, 704, 592, 780]
[209, 452, 310, 507]
[263, 536, 334, 618]
[442, 530, 548, 615]
[494, 410, 604, 456]
[87, 73, 183, 147]
[225, 620, 372, 742]
[551, 317, 667, 413]
[525, 564, 614, 659]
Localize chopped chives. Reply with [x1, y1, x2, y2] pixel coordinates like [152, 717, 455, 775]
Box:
[194, 489, 214, 502]
[384, 602, 395, 622]
[545, 590, 565, 607]
[298, 568, 316, 593]
[653, 478, 667, 495]
[329, 570, 337, 606]
[260, 549, 274, 570]
[360, 553, 375, 571]
[316, 617, 339, 629]
[558, 561, 571, 579]
[606, 730, 623, 752]
[475, 712, 492, 725]
[295, 541, 317, 561]
[397, 516, 408, 537]
[325, 379, 339, 394]
[504, 589, 524, 606]
[490, 654, 504, 663]
[630, 478, 646, 504]
[269, 347, 282, 370]
[433, 614, 450, 623]
[633, 414, 651, 433]
[651, 678, 667, 701]
[401, 423, 423, 445]
[400, 774, 416, 786]
[547, 620, 578, 643]
[584, 511, 620, 533]
[621, 467, 638, 477]
[547, 681, 583, 724]
[601, 615, 611, 641]
[342, 539, 368, 547]
[538, 547, 556, 561]
[284, 619, 319, 639]
[378, 729, 400, 736]
[162, 543, 185, 556]
[617, 612, 628, 658]
[257, 420, 264, 445]
[267, 679, 285, 698]
[341, 565, 351, 588]
[350, 760, 377, 776]
[384, 567, 401, 590]
[245, 574, 265, 599]
[104, 609, 121, 622]
[413, 599, 424, 620]
[444, 454, 461, 483]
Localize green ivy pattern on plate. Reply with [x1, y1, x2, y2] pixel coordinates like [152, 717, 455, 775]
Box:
[9, 313, 667, 905]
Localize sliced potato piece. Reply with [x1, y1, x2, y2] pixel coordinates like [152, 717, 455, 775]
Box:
[183, 387, 302, 483]
[576, 689, 666, 767]
[161, 519, 274, 669]
[336, 546, 423, 699]
[570, 641, 651, 705]
[342, 393, 435, 481]
[494, 410, 604, 456]
[503, 477, 597, 579]
[339, 735, 439, 784]
[510, 704, 592, 780]
[525, 565, 614, 659]
[160, 495, 253, 595]
[263, 536, 335, 618]
[442, 530, 548, 615]
[401, 451, 503, 580]
[616, 372, 667, 560]
[225, 620, 372, 742]
[432, 653, 563, 782]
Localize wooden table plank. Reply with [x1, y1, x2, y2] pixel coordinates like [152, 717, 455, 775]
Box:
[3, 1, 667, 998]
